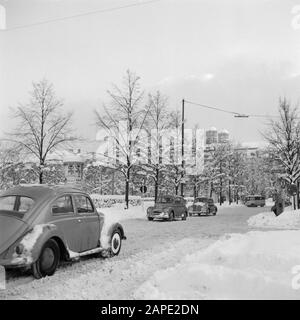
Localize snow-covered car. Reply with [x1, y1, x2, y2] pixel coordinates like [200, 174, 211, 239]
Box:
[147, 195, 188, 221]
[188, 197, 217, 216]
[0, 185, 126, 278]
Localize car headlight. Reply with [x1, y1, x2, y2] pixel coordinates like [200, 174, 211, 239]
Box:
[147, 207, 153, 214]
[163, 208, 169, 213]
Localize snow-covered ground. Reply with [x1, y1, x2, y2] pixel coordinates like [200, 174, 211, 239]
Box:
[99, 200, 242, 223]
[134, 230, 300, 300]
[248, 207, 300, 229]
[2, 204, 286, 300]
[1, 237, 214, 299]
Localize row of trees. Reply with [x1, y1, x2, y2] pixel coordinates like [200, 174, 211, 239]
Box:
[0, 70, 294, 209]
[263, 98, 300, 209]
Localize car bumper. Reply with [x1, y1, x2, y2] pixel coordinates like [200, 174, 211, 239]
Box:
[0, 254, 33, 268]
[148, 211, 169, 219]
[188, 210, 208, 215]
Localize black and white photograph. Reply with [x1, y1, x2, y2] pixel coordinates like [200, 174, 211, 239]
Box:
[1, 0, 300, 304]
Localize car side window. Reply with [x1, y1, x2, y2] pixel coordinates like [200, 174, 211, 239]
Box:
[52, 195, 74, 215]
[74, 195, 94, 214]
[174, 197, 181, 204]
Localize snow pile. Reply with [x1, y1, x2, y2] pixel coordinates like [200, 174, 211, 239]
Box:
[91, 194, 142, 208]
[266, 198, 275, 206]
[134, 231, 300, 299]
[248, 208, 300, 229]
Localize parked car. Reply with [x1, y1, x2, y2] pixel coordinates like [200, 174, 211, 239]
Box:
[0, 185, 126, 278]
[188, 197, 218, 216]
[147, 195, 188, 221]
[244, 195, 266, 207]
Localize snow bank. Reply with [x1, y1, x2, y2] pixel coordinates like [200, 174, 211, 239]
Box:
[248, 208, 300, 229]
[134, 231, 300, 299]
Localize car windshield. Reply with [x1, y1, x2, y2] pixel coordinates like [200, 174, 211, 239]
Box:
[0, 196, 35, 214]
[246, 196, 264, 201]
[157, 196, 173, 203]
[195, 198, 208, 203]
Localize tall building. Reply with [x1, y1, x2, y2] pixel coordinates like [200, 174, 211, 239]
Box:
[218, 129, 229, 144]
[205, 127, 218, 145]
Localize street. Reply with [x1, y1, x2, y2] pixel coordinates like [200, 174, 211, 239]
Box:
[0, 205, 268, 300]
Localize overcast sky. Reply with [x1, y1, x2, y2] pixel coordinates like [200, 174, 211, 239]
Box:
[1, 0, 300, 144]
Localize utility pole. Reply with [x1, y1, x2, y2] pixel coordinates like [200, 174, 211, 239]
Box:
[181, 98, 185, 197]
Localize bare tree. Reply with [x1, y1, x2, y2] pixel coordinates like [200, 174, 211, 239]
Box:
[7, 79, 75, 184]
[141, 91, 172, 201]
[263, 97, 300, 209]
[166, 110, 185, 195]
[95, 70, 150, 208]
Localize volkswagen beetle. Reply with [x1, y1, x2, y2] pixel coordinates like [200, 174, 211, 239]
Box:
[0, 185, 126, 278]
[188, 197, 218, 216]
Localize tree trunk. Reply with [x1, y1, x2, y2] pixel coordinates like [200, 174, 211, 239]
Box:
[297, 181, 300, 209]
[228, 180, 232, 205]
[175, 184, 178, 195]
[125, 170, 130, 209]
[219, 178, 223, 206]
[154, 168, 159, 202]
[39, 170, 43, 184]
[154, 181, 158, 202]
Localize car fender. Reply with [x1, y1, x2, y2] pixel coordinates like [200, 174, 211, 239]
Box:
[147, 206, 154, 216]
[11, 224, 67, 266]
[107, 223, 126, 240]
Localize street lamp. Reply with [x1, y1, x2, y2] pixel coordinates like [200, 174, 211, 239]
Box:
[234, 114, 249, 118]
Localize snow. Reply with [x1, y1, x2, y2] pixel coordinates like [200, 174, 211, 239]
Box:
[97, 202, 153, 249]
[248, 208, 300, 229]
[11, 224, 55, 265]
[134, 230, 300, 299]
[2, 237, 213, 299]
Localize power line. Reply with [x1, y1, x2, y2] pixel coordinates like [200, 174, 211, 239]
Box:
[185, 100, 279, 119]
[1, 0, 163, 32]
[184, 100, 239, 116]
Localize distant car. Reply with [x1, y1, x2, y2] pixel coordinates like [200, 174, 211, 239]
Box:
[147, 195, 188, 221]
[244, 195, 266, 207]
[188, 197, 218, 216]
[0, 185, 126, 279]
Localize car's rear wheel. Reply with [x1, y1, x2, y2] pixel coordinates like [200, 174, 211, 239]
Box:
[147, 217, 154, 221]
[32, 239, 60, 279]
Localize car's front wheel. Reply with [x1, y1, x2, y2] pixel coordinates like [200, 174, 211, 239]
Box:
[110, 230, 122, 256]
[168, 211, 174, 221]
[101, 229, 122, 258]
[32, 239, 60, 279]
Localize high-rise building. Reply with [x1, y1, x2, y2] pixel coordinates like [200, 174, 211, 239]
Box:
[205, 127, 218, 145]
[218, 129, 229, 144]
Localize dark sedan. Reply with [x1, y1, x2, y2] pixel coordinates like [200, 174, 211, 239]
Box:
[147, 195, 188, 221]
[188, 197, 218, 216]
[0, 185, 126, 278]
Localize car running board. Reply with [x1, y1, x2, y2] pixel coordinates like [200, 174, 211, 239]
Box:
[69, 247, 106, 260]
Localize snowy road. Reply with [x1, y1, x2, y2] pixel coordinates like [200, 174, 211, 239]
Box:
[0, 205, 268, 300]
